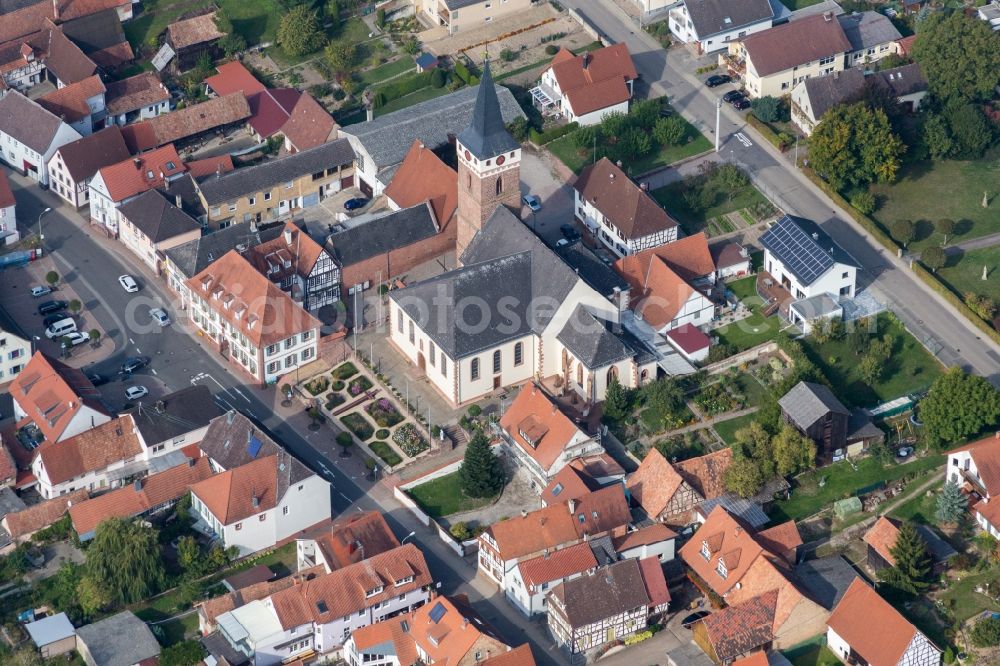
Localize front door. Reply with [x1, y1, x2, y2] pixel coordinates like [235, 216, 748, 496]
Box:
[493, 375, 502, 390]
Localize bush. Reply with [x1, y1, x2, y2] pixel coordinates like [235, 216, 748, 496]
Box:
[450, 522, 471, 540]
[376, 428, 390, 439]
[530, 121, 579, 145]
[332, 362, 358, 380]
[393, 423, 429, 456]
[750, 96, 787, 123]
[325, 393, 345, 411]
[304, 377, 329, 396]
[369, 441, 402, 466]
[341, 412, 375, 440]
[971, 617, 1000, 647]
[453, 60, 473, 84]
[545, 44, 559, 55]
[467, 404, 482, 417]
[332, 380, 345, 392]
[850, 191, 877, 215]
[336, 431, 353, 448]
[430, 67, 446, 88]
[348, 376, 373, 396]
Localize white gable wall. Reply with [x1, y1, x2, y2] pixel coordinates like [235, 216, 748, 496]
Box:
[764, 249, 856, 299]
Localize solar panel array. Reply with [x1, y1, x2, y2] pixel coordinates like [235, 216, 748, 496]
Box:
[248, 436, 263, 458]
[760, 216, 833, 285]
[429, 601, 447, 623]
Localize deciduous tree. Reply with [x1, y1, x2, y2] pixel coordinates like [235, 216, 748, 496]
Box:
[653, 115, 685, 146]
[750, 96, 785, 123]
[911, 12, 1000, 103]
[86, 517, 164, 605]
[889, 219, 915, 248]
[920, 367, 1000, 447]
[724, 456, 765, 498]
[603, 377, 632, 423]
[277, 6, 326, 57]
[921, 113, 954, 159]
[771, 425, 816, 477]
[324, 41, 357, 76]
[176, 535, 200, 571]
[935, 218, 955, 246]
[459, 431, 504, 498]
[809, 103, 904, 190]
[944, 100, 994, 159]
[921, 245, 946, 273]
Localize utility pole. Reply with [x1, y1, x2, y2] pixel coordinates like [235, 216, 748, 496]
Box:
[352, 286, 358, 351]
[715, 99, 723, 152]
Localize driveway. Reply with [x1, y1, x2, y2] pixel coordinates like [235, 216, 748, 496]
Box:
[519, 148, 576, 247]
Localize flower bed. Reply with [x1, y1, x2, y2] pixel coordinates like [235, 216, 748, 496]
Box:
[376, 428, 390, 440]
[332, 362, 359, 380]
[332, 380, 345, 392]
[366, 398, 404, 428]
[304, 377, 329, 396]
[694, 382, 743, 416]
[393, 423, 429, 457]
[369, 441, 402, 466]
[348, 376, 374, 396]
[325, 392, 345, 411]
[341, 412, 375, 441]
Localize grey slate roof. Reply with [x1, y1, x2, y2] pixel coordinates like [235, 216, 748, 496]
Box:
[0, 486, 26, 521]
[341, 83, 524, 171]
[847, 408, 883, 441]
[119, 189, 201, 244]
[759, 215, 859, 287]
[457, 61, 520, 160]
[698, 494, 769, 528]
[869, 63, 928, 98]
[556, 241, 630, 299]
[794, 555, 860, 610]
[0, 90, 67, 153]
[588, 534, 618, 566]
[199, 410, 312, 487]
[165, 221, 285, 280]
[197, 138, 355, 205]
[684, 0, 774, 38]
[838, 11, 901, 52]
[557, 305, 635, 369]
[25, 612, 75, 647]
[916, 525, 957, 563]
[800, 68, 865, 120]
[123, 385, 221, 445]
[790, 293, 842, 318]
[327, 203, 438, 267]
[550, 559, 650, 627]
[75, 612, 161, 666]
[779, 380, 849, 429]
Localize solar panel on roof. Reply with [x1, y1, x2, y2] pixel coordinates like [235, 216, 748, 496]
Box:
[248, 436, 263, 458]
[761, 216, 834, 286]
[428, 601, 447, 624]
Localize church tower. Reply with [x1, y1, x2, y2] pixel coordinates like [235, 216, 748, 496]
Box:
[455, 60, 522, 261]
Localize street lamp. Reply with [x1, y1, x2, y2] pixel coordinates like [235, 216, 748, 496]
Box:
[38, 207, 52, 243]
[401, 531, 416, 544]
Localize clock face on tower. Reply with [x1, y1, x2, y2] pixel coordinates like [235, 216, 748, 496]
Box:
[464, 150, 471, 161]
[496, 155, 505, 165]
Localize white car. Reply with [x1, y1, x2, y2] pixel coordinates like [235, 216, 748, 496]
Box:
[61, 332, 88, 347]
[150, 308, 170, 326]
[30, 285, 52, 298]
[118, 275, 139, 292]
[125, 385, 149, 401]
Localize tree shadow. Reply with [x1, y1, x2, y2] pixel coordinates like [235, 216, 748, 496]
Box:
[943, 248, 964, 269]
[914, 218, 935, 243]
[954, 218, 974, 239]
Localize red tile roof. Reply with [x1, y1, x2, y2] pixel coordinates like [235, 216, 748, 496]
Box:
[190, 454, 279, 525]
[248, 88, 300, 138]
[576, 158, 678, 241]
[350, 615, 419, 666]
[666, 323, 710, 355]
[37, 74, 105, 122]
[863, 516, 900, 566]
[409, 596, 510, 665]
[185, 154, 234, 180]
[206, 61, 267, 98]
[732, 653, 770, 666]
[314, 510, 400, 571]
[482, 643, 537, 666]
[548, 44, 637, 117]
[10, 351, 106, 444]
[69, 457, 213, 536]
[614, 231, 716, 283]
[679, 505, 769, 597]
[0, 438, 17, 486]
[199, 568, 322, 629]
[626, 448, 688, 519]
[35, 415, 143, 486]
[756, 520, 802, 561]
[612, 523, 677, 552]
[741, 13, 851, 77]
[517, 541, 597, 589]
[384, 140, 458, 227]
[242, 221, 328, 281]
[674, 447, 732, 500]
[96, 144, 185, 202]
[702, 589, 778, 662]
[56, 0, 129, 21]
[281, 93, 337, 152]
[498, 383, 588, 473]
[828, 579, 927, 666]
[3, 489, 88, 538]
[104, 72, 169, 116]
[948, 434, 1000, 496]
[122, 93, 250, 152]
[637, 556, 671, 608]
[540, 465, 598, 505]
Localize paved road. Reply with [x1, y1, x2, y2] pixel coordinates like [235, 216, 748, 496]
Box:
[7, 174, 565, 665]
[559, 0, 1000, 383]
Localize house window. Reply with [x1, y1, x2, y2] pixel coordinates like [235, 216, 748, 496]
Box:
[398, 311, 404, 333]
[441, 359, 447, 378]
[283, 506, 289, 515]
[471, 358, 480, 381]
[409, 320, 415, 344]
[259, 514, 266, 522]
[228, 204, 237, 212]
[495, 176, 502, 196]
[429, 343, 436, 367]
[514, 341, 523, 366]
[249, 196, 256, 206]
[493, 349, 501, 374]
[716, 559, 728, 579]
[264, 192, 272, 201]
[235, 522, 243, 530]
[842, 272, 849, 279]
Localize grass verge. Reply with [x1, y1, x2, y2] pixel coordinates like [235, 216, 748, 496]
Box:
[407, 471, 498, 518]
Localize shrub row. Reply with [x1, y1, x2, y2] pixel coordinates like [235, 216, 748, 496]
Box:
[528, 121, 579, 145]
[746, 113, 792, 151]
[373, 71, 433, 102]
[453, 60, 479, 86]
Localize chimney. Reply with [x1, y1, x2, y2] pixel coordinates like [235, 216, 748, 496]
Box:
[568, 499, 577, 514]
[227, 410, 235, 424]
[583, 53, 591, 69]
[175, 194, 182, 208]
[520, 509, 528, 517]
[811, 232, 819, 240]
[52, 0, 59, 22]
[215, 165, 222, 179]
[133, 157, 142, 168]
[995, 431, 999, 440]
[823, 10, 833, 20]
[640, 182, 649, 191]
[616, 160, 623, 168]
[284, 228, 293, 245]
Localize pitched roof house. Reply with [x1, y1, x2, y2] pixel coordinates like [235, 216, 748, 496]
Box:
[536, 44, 637, 125]
[241, 220, 341, 312]
[104, 71, 170, 125]
[384, 139, 458, 229]
[47, 125, 131, 208]
[297, 510, 400, 573]
[862, 516, 956, 574]
[198, 566, 322, 635]
[790, 68, 866, 135]
[117, 188, 201, 273]
[121, 92, 250, 152]
[163, 10, 224, 73]
[75, 611, 161, 666]
[667, 0, 775, 54]
[627, 447, 734, 526]
[1, 488, 88, 546]
[575, 157, 679, 258]
[826, 579, 941, 666]
[946, 433, 1000, 536]
[838, 11, 901, 68]
[779, 381, 848, 460]
[0, 89, 81, 185]
[759, 214, 858, 306]
[59, 8, 134, 69]
[88, 143, 187, 236]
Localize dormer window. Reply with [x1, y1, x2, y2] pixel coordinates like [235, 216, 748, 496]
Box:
[716, 559, 728, 579]
[700, 541, 711, 561]
[394, 575, 414, 587]
[365, 585, 384, 598]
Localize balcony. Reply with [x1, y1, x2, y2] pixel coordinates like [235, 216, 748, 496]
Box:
[720, 52, 745, 76]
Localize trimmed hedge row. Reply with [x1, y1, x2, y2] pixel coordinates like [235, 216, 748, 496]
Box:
[373, 71, 433, 102]
[746, 113, 792, 151]
[528, 121, 579, 146]
[453, 60, 479, 86]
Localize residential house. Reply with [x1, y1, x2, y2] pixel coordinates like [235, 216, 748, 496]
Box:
[1, 489, 88, 552]
[412, 0, 534, 35]
[198, 568, 320, 636]
[10, 351, 109, 449]
[0, 170, 16, 246]
[790, 68, 866, 136]
[340, 82, 523, 197]
[195, 138, 355, 228]
[547, 557, 669, 654]
[666, 324, 712, 363]
[25, 612, 76, 659]
[759, 215, 859, 304]
[88, 143, 187, 237]
[613, 233, 718, 333]
[206, 60, 268, 98]
[838, 11, 901, 69]
[69, 456, 214, 540]
[541, 464, 601, 506]
[477, 485, 631, 589]
[533, 44, 637, 125]
[56, 0, 134, 22]
[496, 383, 608, 491]
[946, 434, 1000, 537]
[121, 92, 250, 152]
[75, 612, 161, 666]
[627, 447, 733, 526]
[612, 523, 677, 563]
[668, 0, 774, 54]
[0, 20, 97, 94]
[793, 555, 861, 612]
[104, 72, 170, 126]
[243, 221, 341, 312]
[724, 13, 851, 99]
[0, 90, 81, 184]
[190, 410, 331, 554]
[163, 11, 224, 73]
[575, 158, 679, 257]
[778, 380, 849, 461]
[0, 446, 17, 488]
[827, 579, 941, 666]
[59, 8, 134, 70]
[862, 516, 956, 575]
[347, 596, 536, 666]
[214, 544, 432, 663]
[37, 74, 106, 136]
[710, 242, 751, 279]
[296, 510, 400, 573]
[868, 63, 928, 112]
[47, 126, 131, 208]
[507, 541, 599, 616]
[692, 590, 780, 663]
[186, 250, 322, 384]
[680, 506, 829, 650]
[0, 324, 30, 383]
[122, 384, 220, 454]
[117, 189, 201, 272]
[979, 0, 1000, 30]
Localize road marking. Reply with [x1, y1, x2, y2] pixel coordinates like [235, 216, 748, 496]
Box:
[134, 348, 141, 354]
[339, 492, 352, 502]
[129, 338, 135, 344]
[151, 368, 158, 376]
[735, 132, 753, 148]
[231, 386, 252, 403]
[214, 396, 235, 411]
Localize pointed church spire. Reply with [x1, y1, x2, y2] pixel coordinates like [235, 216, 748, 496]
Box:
[457, 60, 519, 161]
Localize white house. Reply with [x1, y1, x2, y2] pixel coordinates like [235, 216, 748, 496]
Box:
[827, 579, 941, 666]
[47, 126, 132, 208]
[790, 68, 867, 136]
[190, 410, 331, 555]
[668, 0, 774, 54]
[105, 72, 171, 126]
[88, 144, 187, 237]
[0, 170, 18, 246]
[0, 325, 31, 386]
[759, 215, 859, 301]
[979, 0, 1000, 30]
[574, 158, 679, 258]
[946, 434, 1000, 537]
[0, 91, 81, 185]
[507, 542, 597, 616]
[533, 44, 637, 126]
[612, 524, 677, 563]
[36, 75, 107, 137]
[215, 544, 432, 664]
[123, 385, 220, 456]
[838, 12, 901, 69]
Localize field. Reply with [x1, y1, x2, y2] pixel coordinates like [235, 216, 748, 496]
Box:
[653, 175, 771, 236]
[937, 244, 1000, 301]
[871, 147, 1000, 251]
[714, 276, 785, 351]
[407, 471, 499, 518]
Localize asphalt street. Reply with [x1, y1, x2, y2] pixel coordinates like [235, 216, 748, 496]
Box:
[559, 0, 1000, 384]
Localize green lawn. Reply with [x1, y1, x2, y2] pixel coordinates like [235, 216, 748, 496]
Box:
[940, 568, 1000, 622]
[799, 313, 943, 407]
[369, 440, 402, 467]
[375, 85, 451, 116]
[782, 0, 827, 9]
[358, 57, 416, 86]
[652, 175, 770, 236]
[139, 613, 199, 646]
[714, 276, 785, 351]
[871, 146, 1000, 251]
[713, 412, 756, 445]
[124, 0, 282, 50]
[783, 645, 841, 666]
[547, 114, 711, 175]
[407, 471, 498, 518]
[769, 454, 945, 523]
[938, 244, 1000, 301]
[888, 479, 942, 523]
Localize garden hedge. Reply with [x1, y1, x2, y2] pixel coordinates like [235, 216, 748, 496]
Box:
[746, 113, 791, 151]
[373, 71, 433, 102]
[529, 121, 579, 146]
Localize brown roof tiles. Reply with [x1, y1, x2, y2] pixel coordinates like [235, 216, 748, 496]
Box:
[3, 488, 89, 538]
[122, 93, 250, 152]
[280, 93, 337, 152]
[189, 454, 279, 525]
[498, 384, 588, 473]
[314, 511, 400, 571]
[35, 415, 143, 486]
[96, 143, 185, 202]
[741, 13, 851, 77]
[166, 11, 224, 50]
[384, 140, 458, 227]
[548, 44, 637, 117]
[863, 516, 900, 566]
[827, 579, 929, 666]
[576, 158, 678, 241]
[10, 351, 106, 444]
[104, 72, 169, 116]
[517, 541, 597, 589]
[52, 125, 130, 182]
[701, 589, 778, 662]
[37, 74, 105, 122]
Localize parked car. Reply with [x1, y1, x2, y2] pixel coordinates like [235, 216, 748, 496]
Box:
[556, 238, 571, 248]
[118, 275, 139, 292]
[150, 308, 170, 327]
[705, 74, 731, 87]
[681, 611, 711, 627]
[125, 385, 149, 401]
[30, 285, 52, 298]
[121, 356, 150, 374]
[343, 198, 368, 211]
[37, 300, 67, 315]
[522, 194, 542, 212]
[87, 373, 107, 386]
[45, 318, 77, 339]
[43, 313, 69, 327]
[560, 224, 581, 241]
[730, 97, 751, 110]
[722, 90, 746, 103]
[61, 332, 88, 347]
